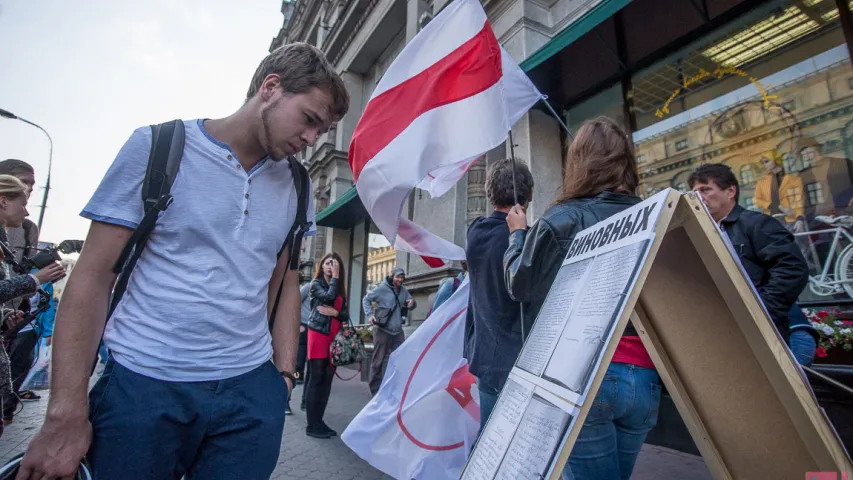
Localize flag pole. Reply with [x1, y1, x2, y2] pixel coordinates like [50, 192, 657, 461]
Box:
[541, 95, 575, 140]
[508, 129, 519, 206]
[507, 129, 527, 342]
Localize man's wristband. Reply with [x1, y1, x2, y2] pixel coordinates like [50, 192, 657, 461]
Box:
[280, 371, 296, 385]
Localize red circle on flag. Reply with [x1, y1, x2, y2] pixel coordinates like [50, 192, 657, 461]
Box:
[396, 307, 469, 451]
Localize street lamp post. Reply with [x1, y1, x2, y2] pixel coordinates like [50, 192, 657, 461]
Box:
[0, 108, 53, 232]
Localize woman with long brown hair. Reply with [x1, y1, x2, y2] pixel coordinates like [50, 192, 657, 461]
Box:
[504, 117, 659, 480]
[304, 252, 349, 439]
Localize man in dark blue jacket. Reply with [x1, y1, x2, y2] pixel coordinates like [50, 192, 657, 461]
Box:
[690, 163, 817, 365]
[465, 158, 534, 432]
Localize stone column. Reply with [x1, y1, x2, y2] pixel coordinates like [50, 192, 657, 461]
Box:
[511, 109, 563, 222]
[466, 157, 487, 227]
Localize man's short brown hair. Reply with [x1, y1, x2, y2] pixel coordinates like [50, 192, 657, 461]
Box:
[247, 43, 349, 121]
[486, 158, 534, 209]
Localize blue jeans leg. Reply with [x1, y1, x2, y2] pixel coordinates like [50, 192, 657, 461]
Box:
[477, 380, 500, 437]
[789, 329, 817, 366]
[88, 359, 288, 480]
[562, 363, 661, 480]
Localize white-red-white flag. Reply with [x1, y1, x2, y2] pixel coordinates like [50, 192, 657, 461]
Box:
[348, 0, 542, 267]
[342, 280, 479, 479]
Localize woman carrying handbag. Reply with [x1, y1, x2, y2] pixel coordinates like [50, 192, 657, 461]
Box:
[305, 252, 349, 439]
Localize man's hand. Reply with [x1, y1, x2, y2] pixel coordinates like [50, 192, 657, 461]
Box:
[406, 299, 415, 308]
[283, 377, 294, 395]
[369, 316, 377, 325]
[16, 414, 91, 480]
[45, 336, 52, 346]
[317, 305, 339, 317]
[507, 205, 528, 232]
[4, 311, 24, 331]
[34, 263, 66, 285]
[299, 325, 306, 333]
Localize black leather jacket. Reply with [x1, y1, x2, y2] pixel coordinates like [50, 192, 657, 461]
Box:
[504, 191, 641, 331]
[307, 277, 349, 335]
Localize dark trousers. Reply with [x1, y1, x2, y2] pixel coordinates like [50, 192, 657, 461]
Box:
[88, 359, 288, 480]
[305, 358, 334, 427]
[368, 329, 405, 395]
[3, 330, 39, 418]
[296, 327, 308, 382]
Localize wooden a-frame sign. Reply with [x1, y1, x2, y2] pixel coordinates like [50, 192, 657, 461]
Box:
[461, 189, 852, 480]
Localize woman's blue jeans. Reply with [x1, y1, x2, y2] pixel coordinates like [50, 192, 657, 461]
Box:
[562, 363, 661, 480]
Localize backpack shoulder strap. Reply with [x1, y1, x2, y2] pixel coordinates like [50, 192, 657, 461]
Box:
[277, 157, 313, 269]
[270, 156, 313, 328]
[109, 120, 185, 317]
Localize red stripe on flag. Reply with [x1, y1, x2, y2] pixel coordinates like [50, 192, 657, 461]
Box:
[349, 21, 502, 180]
[420, 255, 445, 268]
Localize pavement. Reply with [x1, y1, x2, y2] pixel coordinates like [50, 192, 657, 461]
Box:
[0, 368, 711, 479]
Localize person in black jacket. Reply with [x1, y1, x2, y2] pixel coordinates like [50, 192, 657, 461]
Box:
[305, 252, 349, 439]
[505, 117, 658, 480]
[689, 164, 816, 364]
[465, 158, 534, 434]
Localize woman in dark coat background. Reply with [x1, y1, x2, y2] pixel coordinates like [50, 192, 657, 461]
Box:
[305, 252, 349, 439]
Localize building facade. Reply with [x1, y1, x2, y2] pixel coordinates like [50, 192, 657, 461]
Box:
[366, 245, 397, 288]
[272, 0, 853, 322]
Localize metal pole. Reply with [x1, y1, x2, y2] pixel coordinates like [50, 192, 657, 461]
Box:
[0, 109, 53, 232]
[540, 96, 575, 140]
[508, 130, 519, 206]
[803, 365, 853, 397]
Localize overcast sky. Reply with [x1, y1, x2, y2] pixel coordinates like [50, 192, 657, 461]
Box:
[0, 0, 283, 243]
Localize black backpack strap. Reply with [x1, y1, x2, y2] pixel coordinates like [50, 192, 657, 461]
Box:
[108, 120, 185, 318]
[270, 157, 313, 327]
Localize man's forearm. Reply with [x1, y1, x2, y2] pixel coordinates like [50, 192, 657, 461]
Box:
[48, 269, 113, 419]
[272, 270, 301, 373]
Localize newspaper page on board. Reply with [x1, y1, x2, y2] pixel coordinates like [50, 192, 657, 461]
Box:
[511, 190, 666, 405]
[461, 190, 669, 480]
[459, 373, 578, 480]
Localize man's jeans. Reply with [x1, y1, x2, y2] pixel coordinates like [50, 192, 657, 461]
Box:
[476, 380, 500, 437]
[562, 363, 661, 480]
[789, 329, 817, 366]
[88, 359, 288, 479]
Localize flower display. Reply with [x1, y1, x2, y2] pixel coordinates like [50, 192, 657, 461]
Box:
[806, 308, 853, 354]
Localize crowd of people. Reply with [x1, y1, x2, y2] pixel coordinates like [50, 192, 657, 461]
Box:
[0, 160, 66, 440]
[0, 37, 824, 480]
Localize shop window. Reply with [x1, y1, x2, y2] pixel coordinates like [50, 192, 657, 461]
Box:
[807, 182, 824, 206]
[636, 154, 646, 164]
[739, 165, 755, 184]
[630, 1, 850, 234]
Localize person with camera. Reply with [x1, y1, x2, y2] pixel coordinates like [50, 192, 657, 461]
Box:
[362, 267, 415, 396]
[0, 175, 65, 434]
[305, 252, 349, 439]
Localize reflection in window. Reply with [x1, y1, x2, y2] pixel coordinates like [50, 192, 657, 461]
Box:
[801, 148, 818, 168]
[740, 165, 755, 183]
[783, 154, 799, 173]
[807, 182, 824, 206]
[786, 187, 804, 210]
[636, 154, 646, 164]
[675, 140, 688, 151]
